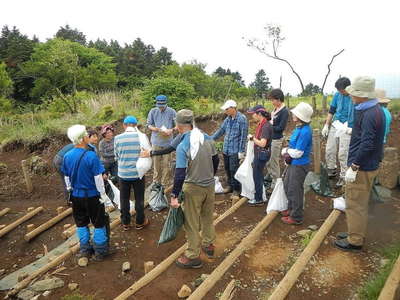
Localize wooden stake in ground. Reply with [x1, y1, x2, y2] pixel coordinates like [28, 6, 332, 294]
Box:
[312, 129, 321, 175]
[187, 211, 278, 300]
[268, 209, 342, 300]
[377, 253, 400, 300]
[7, 207, 141, 298]
[0, 207, 43, 238]
[114, 197, 248, 300]
[220, 279, 236, 300]
[25, 208, 73, 242]
[21, 160, 33, 193]
[0, 208, 10, 217]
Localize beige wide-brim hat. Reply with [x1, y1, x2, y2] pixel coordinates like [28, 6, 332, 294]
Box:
[375, 88, 391, 104]
[345, 76, 376, 98]
[291, 102, 313, 123]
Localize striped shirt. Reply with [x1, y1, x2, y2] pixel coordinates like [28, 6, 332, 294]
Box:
[114, 127, 141, 180]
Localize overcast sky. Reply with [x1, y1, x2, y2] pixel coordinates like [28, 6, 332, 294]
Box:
[2, 0, 400, 96]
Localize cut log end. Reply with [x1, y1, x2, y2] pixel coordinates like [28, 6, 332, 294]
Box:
[26, 224, 35, 233]
[56, 207, 64, 214]
[144, 261, 155, 274]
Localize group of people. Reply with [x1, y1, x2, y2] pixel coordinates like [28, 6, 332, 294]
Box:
[56, 75, 393, 266]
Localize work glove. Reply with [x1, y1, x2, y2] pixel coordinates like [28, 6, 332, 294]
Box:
[247, 134, 253, 141]
[100, 193, 111, 204]
[346, 128, 352, 135]
[281, 147, 288, 156]
[238, 152, 245, 160]
[344, 167, 358, 183]
[321, 124, 329, 138]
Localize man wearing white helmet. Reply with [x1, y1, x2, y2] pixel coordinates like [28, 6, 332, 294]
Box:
[62, 125, 111, 261]
[281, 102, 313, 225]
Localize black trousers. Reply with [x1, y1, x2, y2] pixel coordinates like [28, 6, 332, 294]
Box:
[71, 196, 106, 228]
[223, 154, 241, 192]
[119, 177, 145, 225]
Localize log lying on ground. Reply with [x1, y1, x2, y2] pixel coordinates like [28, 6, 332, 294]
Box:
[377, 253, 400, 300]
[7, 206, 139, 298]
[269, 209, 342, 300]
[187, 211, 278, 300]
[0, 207, 44, 238]
[114, 197, 248, 300]
[25, 208, 73, 242]
[0, 208, 11, 217]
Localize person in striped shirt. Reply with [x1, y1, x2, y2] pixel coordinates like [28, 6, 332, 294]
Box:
[114, 116, 149, 231]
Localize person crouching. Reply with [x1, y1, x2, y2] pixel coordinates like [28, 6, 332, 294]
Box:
[62, 125, 111, 261]
[281, 102, 313, 225]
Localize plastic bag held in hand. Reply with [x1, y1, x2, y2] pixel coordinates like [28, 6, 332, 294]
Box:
[158, 193, 185, 244]
[149, 183, 168, 212]
[345, 167, 357, 183]
[136, 129, 152, 179]
[266, 178, 288, 214]
[321, 124, 329, 137]
[332, 120, 349, 138]
[214, 176, 224, 194]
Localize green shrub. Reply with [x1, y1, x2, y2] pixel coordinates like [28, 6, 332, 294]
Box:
[98, 104, 114, 120]
[141, 77, 196, 116]
[0, 97, 14, 113]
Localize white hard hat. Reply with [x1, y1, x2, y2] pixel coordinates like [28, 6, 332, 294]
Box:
[221, 99, 237, 110]
[291, 102, 313, 123]
[67, 124, 88, 144]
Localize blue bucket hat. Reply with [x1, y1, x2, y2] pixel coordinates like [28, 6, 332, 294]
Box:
[155, 95, 168, 107]
[123, 116, 138, 125]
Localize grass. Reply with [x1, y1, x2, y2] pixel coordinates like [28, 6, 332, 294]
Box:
[61, 291, 101, 300]
[358, 241, 400, 300]
[300, 231, 316, 249]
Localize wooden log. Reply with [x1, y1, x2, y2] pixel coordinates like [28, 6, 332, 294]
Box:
[0, 207, 43, 238]
[322, 95, 327, 114]
[113, 197, 247, 300]
[377, 253, 400, 300]
[21, 160, 33, 193]
[7, 207, 142, 297]
[144, 261, 155, 274]
[25, 208, 73, 242]
[269, 209, 342, 300]
[312, 129, 321, 175]
[64, 223, 72, 230]
[187, 211, 278, 300]
[56, 206, 64, 214]
[220, 279, 236, 300]
[0, 225, 5, 230]
[311, 96, 317, 112]
[0, 208, 10, 217]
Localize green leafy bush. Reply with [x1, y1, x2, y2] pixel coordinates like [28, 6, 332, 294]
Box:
[141, 77, 195, 116]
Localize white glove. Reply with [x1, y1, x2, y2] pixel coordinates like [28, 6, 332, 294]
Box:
[247, 134, 253, 141]
[346, 128, 352, 135]
[321, 124, 329, 138]
[344, 167, 358, 183]
[100, 193, 111, 204]
[238, 152, 245, 160]
[281, 147, 288, 156]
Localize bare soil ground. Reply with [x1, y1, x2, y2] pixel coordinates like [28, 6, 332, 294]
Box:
[0, 115, 399, 300]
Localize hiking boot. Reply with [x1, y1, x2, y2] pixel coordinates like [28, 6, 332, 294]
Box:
[336, 177, 345, 187]
[135, 217, 150, 230]
[280, 210, 290, 217]
[247, 199, 264, 207]
[76, 249, 93, 259]
[281, 216, 303, 225]
[202, 244, 215, 258]
[336, 232, 348, 239]
[122, 224, 130, 231]
[333, 239, 362, 252]
[93, 248, 116, 262]
[223, 187, 233, 194]
[327, 168, 337, 178]
[175, 255, 203, 269]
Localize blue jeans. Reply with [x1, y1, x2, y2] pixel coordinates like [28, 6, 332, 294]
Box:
[253, 157, 268, 202]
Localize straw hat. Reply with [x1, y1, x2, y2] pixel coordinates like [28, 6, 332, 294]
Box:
[375, 89, 391, 104]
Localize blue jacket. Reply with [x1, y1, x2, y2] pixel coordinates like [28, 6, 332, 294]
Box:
[347, 100, 385, 171]
[329, 92, 354, 128]
[288, 124, 312, 165]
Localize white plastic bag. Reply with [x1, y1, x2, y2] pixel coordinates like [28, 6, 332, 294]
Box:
[266, 178, 288, 214]
[136, 129, 152, 179]
[149, 183, 168, 212]
[106, 179, 135, 210]
[234, 141, 267, 201]
[332, 120, 348, 138]
[214, 176, 224, 194]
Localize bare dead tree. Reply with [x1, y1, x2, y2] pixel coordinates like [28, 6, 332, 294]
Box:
[247, 25, 305, 93]
[321, 49, 345, 94]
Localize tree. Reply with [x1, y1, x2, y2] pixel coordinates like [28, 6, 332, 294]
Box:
[213, 67, 244, 85]
[0, 62, 13, 97]
[141, 77, 195, 115]
[300, 83, 321, 97]
[250, 69, 270, 98]
[321, 49, 345, 94]
[55, 25, 86, 45]
[23, 39, 117, 110]
[0, 26, 37, 101]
